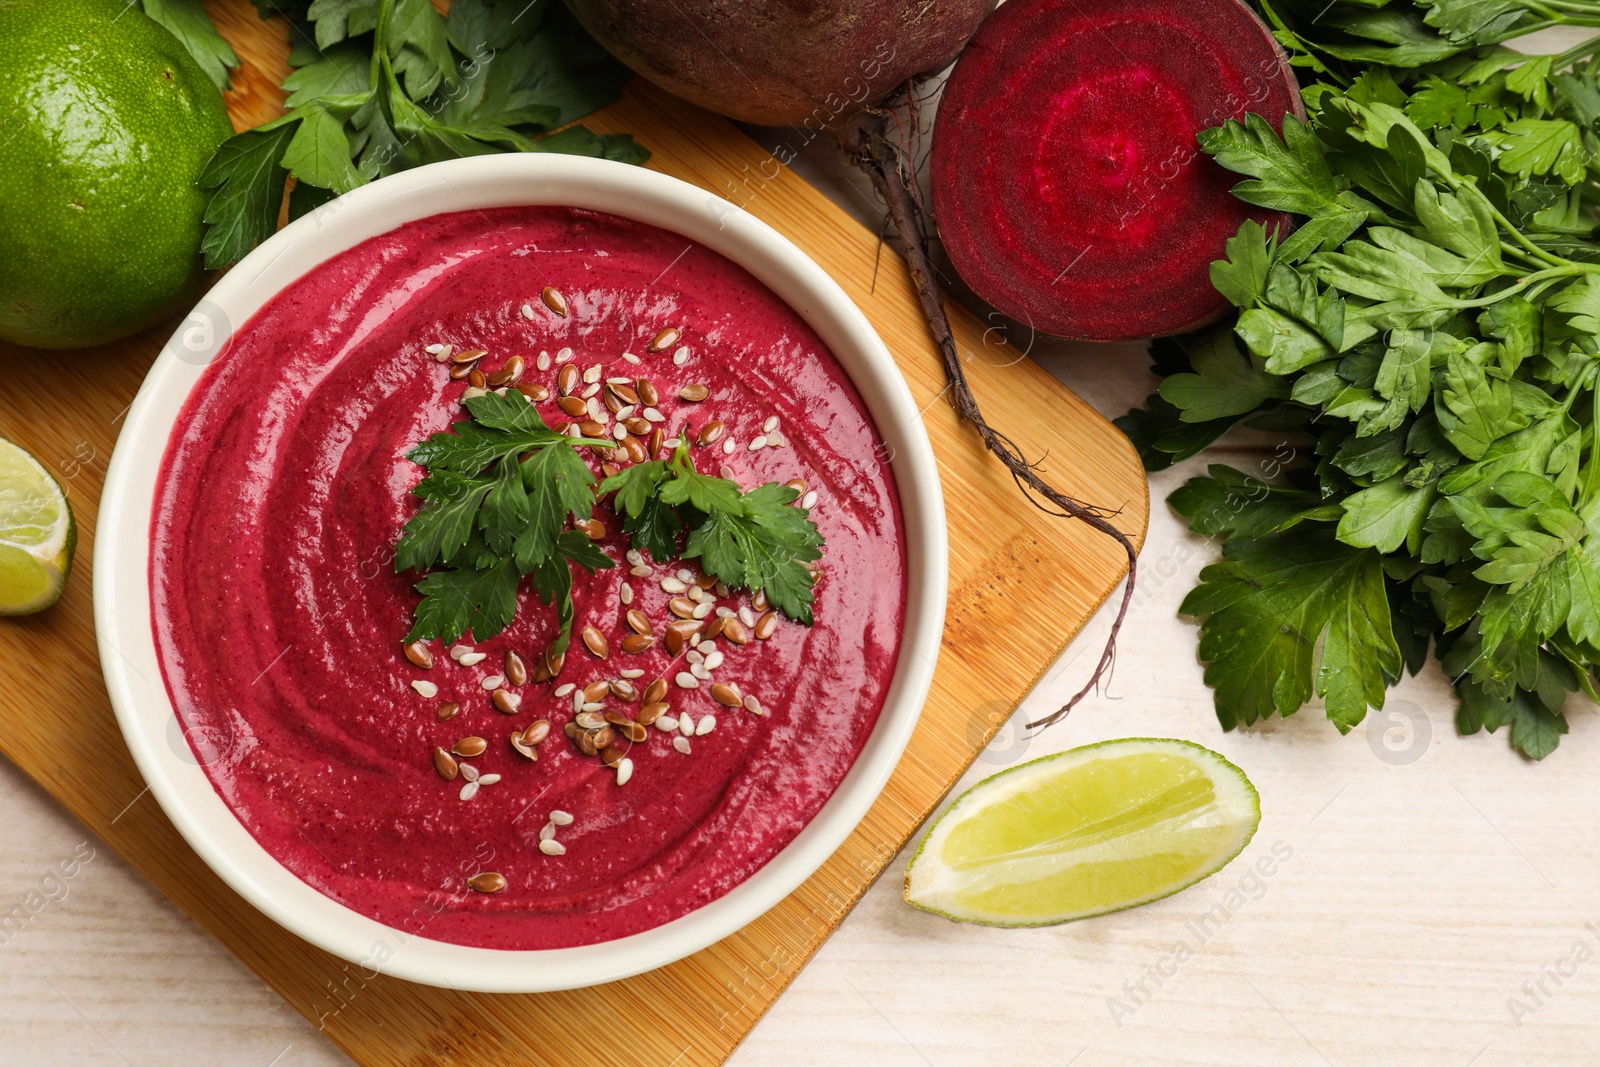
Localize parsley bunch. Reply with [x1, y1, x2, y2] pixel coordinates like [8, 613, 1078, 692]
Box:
[397, 394, 824, 648]
[194, 0, 646, 268]
[1122, 9, 1600, 758]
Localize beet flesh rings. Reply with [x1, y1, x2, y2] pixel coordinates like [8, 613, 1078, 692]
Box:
[931, 0, 1302, 341]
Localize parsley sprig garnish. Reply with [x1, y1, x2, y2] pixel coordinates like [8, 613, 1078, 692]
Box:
[397, 397, 825, 647]
[600, 441, 825, 624]
[397, 392, 614, 648]
[1120, 19, 1600, 759]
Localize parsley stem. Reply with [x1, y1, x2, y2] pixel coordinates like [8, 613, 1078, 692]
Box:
[1586, 371, 1600, 506]
[1453, 264, 1599, 308]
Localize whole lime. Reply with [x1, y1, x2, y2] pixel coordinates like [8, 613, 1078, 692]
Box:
[0, 0, 234, 349]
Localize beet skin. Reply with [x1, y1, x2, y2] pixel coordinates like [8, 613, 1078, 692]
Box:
[562, 0, 996, 127]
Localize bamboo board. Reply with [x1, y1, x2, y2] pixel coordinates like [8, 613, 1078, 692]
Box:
[0, 4, 1148, 1064]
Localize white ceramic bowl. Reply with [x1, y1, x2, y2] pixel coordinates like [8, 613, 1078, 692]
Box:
[94, 154, 946, 993]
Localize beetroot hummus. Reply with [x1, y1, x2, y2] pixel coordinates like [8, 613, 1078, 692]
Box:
[150, 206, 906, 950]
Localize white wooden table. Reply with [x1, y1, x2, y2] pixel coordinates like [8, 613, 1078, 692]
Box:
[5, 32, 1599, 1065]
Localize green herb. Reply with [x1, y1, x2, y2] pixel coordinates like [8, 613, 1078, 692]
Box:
[396, 391, 614, 648]
[397, 398, 825, 647]
[1121, 7, 1600, 758]
[601, 446, 826, 624]
[139, 0, 240, 89]
[197, 0, 647, 268]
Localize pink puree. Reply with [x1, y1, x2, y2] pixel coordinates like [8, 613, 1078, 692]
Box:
[150, 207, 906, 950]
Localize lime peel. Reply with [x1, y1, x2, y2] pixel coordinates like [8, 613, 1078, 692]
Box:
[905, 737, 1260, 927]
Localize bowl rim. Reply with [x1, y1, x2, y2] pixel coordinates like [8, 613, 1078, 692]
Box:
[92, 153, 947, 993]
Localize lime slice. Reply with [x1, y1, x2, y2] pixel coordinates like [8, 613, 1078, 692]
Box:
[905, 738, 1259, 926]
[0, 437, 75, 614]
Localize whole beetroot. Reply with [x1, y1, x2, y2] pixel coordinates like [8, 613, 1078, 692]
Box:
[561, 0, 996, 127]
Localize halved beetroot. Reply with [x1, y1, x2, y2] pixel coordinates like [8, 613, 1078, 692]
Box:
[931, 0, 1302, 342]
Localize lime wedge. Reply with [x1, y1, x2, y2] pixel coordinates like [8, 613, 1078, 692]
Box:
[0, 437, 75, 614]
[905, 738, 1259, 926]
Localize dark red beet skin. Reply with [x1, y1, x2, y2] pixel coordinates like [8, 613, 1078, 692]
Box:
[931, 0, 1302, 341]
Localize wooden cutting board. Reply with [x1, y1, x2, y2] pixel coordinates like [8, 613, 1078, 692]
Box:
[0, 4, 1147, 1064]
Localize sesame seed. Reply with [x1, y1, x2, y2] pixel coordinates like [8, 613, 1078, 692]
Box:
[619, 668, 644, 679]
[692, 602, 713, 620]
[748, 435, 767, 451]
[449, 644, 472, 661]
[581, 382, 601, 400]
[643, 407, 665, 423]
[623, 351, 641, 365]
[616, 758, 634, 786]
[673, 736, 692, 754]
[801, 490, 818, 509]
[557, 346, 574, 362]
[607, 376, 631, 385]
[550, 809, 574, 825]
[458, 651, 487, 666]
[521, 303, 535, 320]
[657, 715, 679, 731]
[613, 424, 628, 440]
[540, 822, 557, 841]
[686, 649, 704, 665]
[677, 568, 695, 582]
[539, 839, 566, 856]
[739, 607, 758, 627]
[620, 583, 634, 605]
[691, 663, 710, 680]
[614, 404, 636, 420]
[630, 564, 653, 577]
[716, 606, 736, 618]
[661, 576, 688, 594]
[478, 773, 502, 786]
[679, 713, 695, 736]
[763, 415, 779, 433]
[536, 350, 552, 371]
[675, 672, 700, 689]
[411, 680, 438, 698]
[673, 346, 689, 366]
[459, 781, 480, 801]
[584, 363, 602, 384]
[743, 694, 764, 715]
[626, 548, 643, 566]
[482, 675, 504, 691]
[722, 438, 737, 455]
[555, 683, 576, 697]
[718, 464, 735, 479]
[703, 650, 724, 670]
[581, 701, 605, 713]
[697, 715, 716, 736]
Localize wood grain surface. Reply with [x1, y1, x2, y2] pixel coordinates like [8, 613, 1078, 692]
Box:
[0, 3, 1147, 1064]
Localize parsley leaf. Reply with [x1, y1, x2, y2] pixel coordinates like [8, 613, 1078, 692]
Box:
[406, 555, 520, 643]
[140, 0, 240, 89]
[1181, 529, 1402, 733]
[396, 393, 613, 646]
[1157, 324, 1291, 421]
[600, 445, 825, 621]
[196, 124, 298, 268]
[200, 0, 647, 265]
